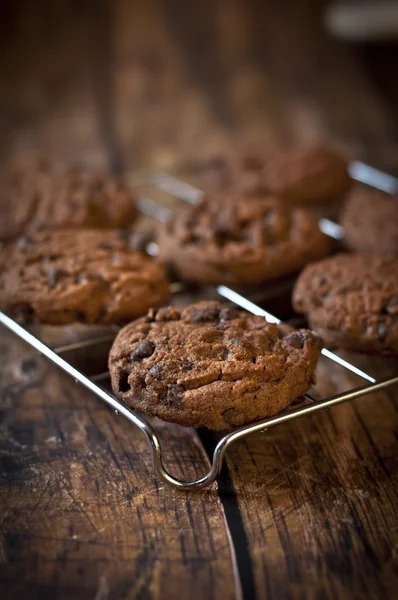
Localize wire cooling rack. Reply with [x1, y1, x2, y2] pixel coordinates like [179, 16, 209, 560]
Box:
[1, 160, 397, 490]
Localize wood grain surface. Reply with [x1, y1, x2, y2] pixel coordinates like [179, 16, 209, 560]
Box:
[1, 1, 398, 599]
[226, 355, 398, 599]
[0, 329, 240, 600]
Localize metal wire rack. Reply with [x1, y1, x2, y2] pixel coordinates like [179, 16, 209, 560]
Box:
[1, 160, 397, 491]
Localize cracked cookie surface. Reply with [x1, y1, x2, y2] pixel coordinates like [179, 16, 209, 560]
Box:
[0, 162, 137, 241]
[157, 195, 331, 285]
[293, 253, 398, 355]
[0, 229, 169, 324]
[109, 300, 323, 430]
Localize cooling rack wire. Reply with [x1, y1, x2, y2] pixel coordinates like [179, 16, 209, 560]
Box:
[1, 160, 397, 490]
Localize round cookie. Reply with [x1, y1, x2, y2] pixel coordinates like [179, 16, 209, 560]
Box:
[204, 145, 351, 204]
[157, 195, 331, 285]
[108, 301, 323, 430]
[0, 229, 169, 325]
[0, 161, 137, 242]
[293, 253, 398, 355]
[341, 188, 398, 254]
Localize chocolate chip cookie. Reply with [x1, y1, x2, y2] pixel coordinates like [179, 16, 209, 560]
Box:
[108, 301, 323, 430]
[341, 188, 398, 254]
[293, 253, 398, 355]
[157, 195, 331, 285]
[205, 145, 351, 205]
[0, 229, 169, 325]
[0, 161, 137, 242]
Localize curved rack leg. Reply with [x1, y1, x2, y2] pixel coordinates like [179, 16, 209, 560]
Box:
[2, 311, 398, 491]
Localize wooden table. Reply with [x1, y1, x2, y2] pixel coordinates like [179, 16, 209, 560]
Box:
[1, 2, 398, 598]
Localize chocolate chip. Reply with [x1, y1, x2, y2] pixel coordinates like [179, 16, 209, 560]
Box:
[75, 310, 88, 321]
[182, 214, 197, 229]
[191, 305, 220, 323]
[155, 385, 168, 401]
[145, 308, 157, 322]
[263, 210, 274, 224]
[47, 268, 67, 289]
[156, 307, 180, 321]
[168, 384, 185, 408]
[229, 338, 245, 347]
[130, 340, 155, 361]
[183, 232, 202, 245]
[377, 321, 388, 342]
[170, 384, 185, 396]
[222, 408, 241, 426]
[75, 273, 104, 284]
[20, 357, 38, 374]
[31, 219, 44, 230]
[386, 298, 398, 314]
[284, 332, 308, 349]
[170, 398, 182, 409]
[362, 324, 370, 336]
[182, 361, 195, 371]
[17, 236, 32, 250]
[115, 229, 129, 242]
[212, 224, 231, 247]
[219, 307, 240, 321]
[98, 240, 114, 249]
[219, 346, 229, 360]
[13, 304, 34, 324]
[128, 232, 150, 252]
[41, 254, 59, 265]
[149, 363, 163, 379]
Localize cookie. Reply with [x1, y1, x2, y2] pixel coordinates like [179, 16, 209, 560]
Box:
[157, 195, 331, 285]
[205, 145, 351, 205]
[108, 301, 323, 430]
[0, 229, 169, 325]
[293, 253, 398, 355]
[341, 188, 398, 254]
[0, 161, 137, 242]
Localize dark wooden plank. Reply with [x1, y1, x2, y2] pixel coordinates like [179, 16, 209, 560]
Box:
[113, 0, 398, 170]
[0, 329, 240, 600]
[1, 6, 242, 598]
[1, 0, 397, 171]
[226, 355, 398, 599]
[0, 1, 109, 168]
